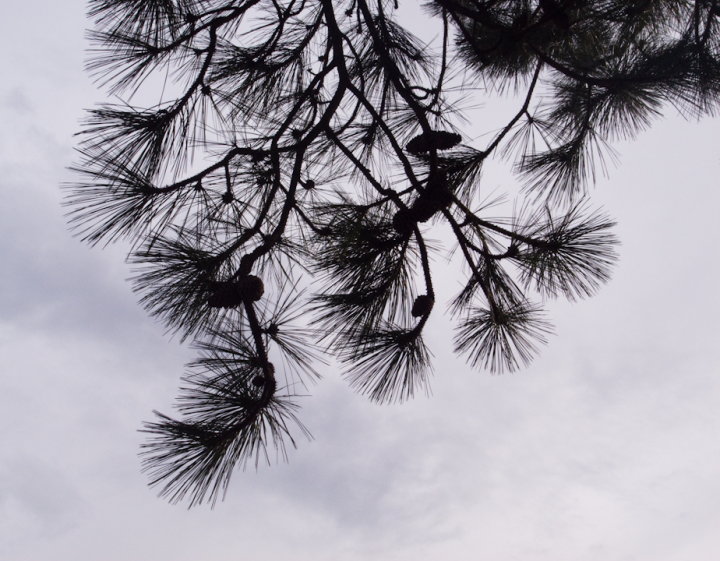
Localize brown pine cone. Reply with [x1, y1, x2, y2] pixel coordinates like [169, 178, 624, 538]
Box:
[406, 131, 462, 154]
[392, 208, 416, 236]
[411, 294, 435, 317]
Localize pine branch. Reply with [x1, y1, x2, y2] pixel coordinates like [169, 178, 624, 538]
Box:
[65, 0, 720, 505]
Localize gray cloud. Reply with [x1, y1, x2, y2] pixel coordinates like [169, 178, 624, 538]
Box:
[0, 2, 719, 560]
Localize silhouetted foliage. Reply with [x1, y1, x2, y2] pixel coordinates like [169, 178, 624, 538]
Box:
[67, 0, 720, 506]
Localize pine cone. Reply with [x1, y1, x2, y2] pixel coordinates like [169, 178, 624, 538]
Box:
[411, 197, 440, 223]
[410, 173, 452, 222]
[392, 208, 416, 236]
[411, 294, 434, 317]
[406, 131, 462, 154]
[208, 281, 242, 309]
[207, 276, 265, 307]
[239, 275, 264, 302]
[426, 170, 450, 194]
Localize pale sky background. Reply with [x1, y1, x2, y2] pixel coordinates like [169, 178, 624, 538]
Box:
[1, 2, 719, 560]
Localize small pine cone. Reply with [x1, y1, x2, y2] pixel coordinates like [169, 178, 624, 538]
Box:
[426, 170, 449, 193]
[427, 171, 453, 207]
[392, 208, 416, 236]
[208, 282, 242, 309]
[431, 187, 453, 209]
[411, 294, 434, 317]
[221, 191, 234, 204]
[239, 275, 264, 302]
[410, 172, 453, 222]
[302, 179, 315, 190]
[406, 131, 462, 154]
[411, 197, 440, 223]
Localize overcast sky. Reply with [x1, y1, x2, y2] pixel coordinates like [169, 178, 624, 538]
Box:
[1, 2, 719, 560]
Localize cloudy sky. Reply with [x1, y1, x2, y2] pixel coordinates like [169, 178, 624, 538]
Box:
[1, 2, 719, 560]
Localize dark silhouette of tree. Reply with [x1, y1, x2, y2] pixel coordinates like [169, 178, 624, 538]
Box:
[66, 0, 720, 506]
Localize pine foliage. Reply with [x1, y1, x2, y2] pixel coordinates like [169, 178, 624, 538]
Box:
[66, 0, 720, 505]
